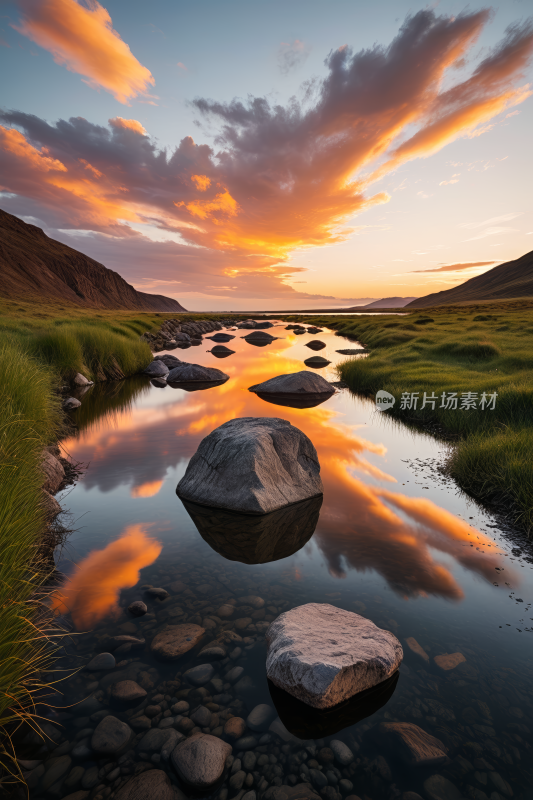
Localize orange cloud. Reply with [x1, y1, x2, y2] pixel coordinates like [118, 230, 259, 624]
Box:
[109, 117, 147, 135]
[15, 0, 155, 104]
[191, 174, 211, 191]
[0, 126, 66, 172]
[51, 523, 162, 629]
[177, 189, 239, 220]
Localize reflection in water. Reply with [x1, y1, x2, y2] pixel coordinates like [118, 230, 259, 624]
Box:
[167, 379, 228, 392]
[254, 392, 332, 409]
[181, 495, 323, 564]
[268, 673, 399, 739]
[51, 524, 162, 629]
[63, 332, 515, 600]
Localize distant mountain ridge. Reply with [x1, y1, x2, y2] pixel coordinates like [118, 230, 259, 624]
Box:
[407, 250, 533, 308]
[0, 209, 186, 312]
[355, 297, 418, 309]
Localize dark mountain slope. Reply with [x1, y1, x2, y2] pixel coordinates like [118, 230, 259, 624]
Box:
[0, 209, 186, 312]
[358, 297, 418, 309]
[407, 251, 533, 309]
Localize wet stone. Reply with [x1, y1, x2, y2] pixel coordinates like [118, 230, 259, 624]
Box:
[378, 722, 449, 767]
[423, 775, 463, 800]
[115, 769, 177, 800]
[329, 740, 354, 766]
[191, 705, 212, 727]
[91, 715, 133, 756]
[171, 732, 232, 789]
[226, 666, 244, 683]
[144, 587, 169, 600]
[109, 680, 147, 704]
[434, 653, 466, 671]
[247, 704, 276, 731]
[184, 663, 215, 686]
[128, 601, 147, 617]
[224, 717, 247, 739]
[41, 755, 72, 791]
[87, 653, 115, 671]
[234, 735, 258, 750]
[150, 624, 205, 661]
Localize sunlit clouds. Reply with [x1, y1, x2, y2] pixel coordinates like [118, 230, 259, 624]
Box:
[2, 9, 533, 301]
[14, 0, 155, 104]
[51, 523, 162, 629]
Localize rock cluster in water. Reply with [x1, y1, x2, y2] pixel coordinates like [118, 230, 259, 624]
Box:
[176, 417, 323, 514]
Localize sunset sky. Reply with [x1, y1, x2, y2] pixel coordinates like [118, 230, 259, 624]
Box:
[1, 0, 532, 310]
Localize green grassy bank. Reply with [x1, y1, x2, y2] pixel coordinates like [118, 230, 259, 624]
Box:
[282, 304, 533, 531]
[0, 299, 244, 749]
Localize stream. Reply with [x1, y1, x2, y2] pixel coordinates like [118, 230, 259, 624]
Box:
[24, 323, 533, 800]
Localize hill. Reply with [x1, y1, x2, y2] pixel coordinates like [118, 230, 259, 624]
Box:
[0, 209, 186, 312]
[357, 296, 418, 309]
[407, 250, 533, 309]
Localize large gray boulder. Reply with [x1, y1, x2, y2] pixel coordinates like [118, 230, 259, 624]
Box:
[266, 603, 403, 708]
[143, 360, 169, 378]
[167, 363, 229, 384]
[176, 417, 323, 514]
[171, 733, 232, 790]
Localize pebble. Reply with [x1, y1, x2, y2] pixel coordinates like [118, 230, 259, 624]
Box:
[184, 663, 215, 686]
[109, 680, 147, 704]
[150, 624, 205, 661]
[226, 666, 244, 683]
[191, 706, 212, 727]
[247, 704, 276, 732]
[41, 755, 72, 791]
[114, 769, 177, 800]
[128, 601, 147, 617]
[329, 740, 354, 766]
[239, 596, 265, 609]
[86, 653, 115, 671]
[91, 716, 133, 756]
[199, 645, 227, 661]
[433, 653, 466, 671]
[217, 604, 235, 618]
[144, 587, 169, 600]
[171, 733, 232, 789]
[171, 701, 190, 714]
[423, 775, 463, 800]
[234, 735, 259, 750]
[224, 717, 247, 740]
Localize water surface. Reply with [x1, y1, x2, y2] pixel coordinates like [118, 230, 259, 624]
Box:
[34, 324, 533, 800]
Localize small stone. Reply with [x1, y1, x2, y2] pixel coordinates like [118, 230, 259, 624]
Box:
[339, 780, 353, 794]
[171, 733, 232, 789]
[246, 704, 276, 732]
[115, 769, 177, 800]
[378, 722, 448, 767]
[144, 587, 169, 600]
[329, 740, 354, 766]
[73, 373, 93, 386]
[243, 751, 257, 771]
[171, 701, 190, 714]
[224, 717, 246, 739]
[130, 716, 151, 731]
[109, 680, 147, 705]
[405, 637, 429, 662]
[150, 624, 205, 661]
[145, 704, 162, 718]
[184, 663, 215, 686]
[128, 601, 147, 617]
[239, 596, 265, 609]
[217, 604, 235, 618]
[234, 735, 258, 750]
[158, 717, 176, 729]
[191, 706, 212, 727]
[225, 666, 244, 683]
[199, 645, 227, 661]
[423, 775, 463, 800]
[41, 755, 72, 791]
[235, 618, 253, 631]
[433, 653, 466, 671]
[63, 397, 81, 411]
[91, 716, 133, 756]
[86, 653, 115, 671]
[81, 765, 99, 789]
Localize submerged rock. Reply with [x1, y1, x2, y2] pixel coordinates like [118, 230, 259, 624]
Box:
[115, 769, 177, 800]
[150, 623, 205, 661]
[266, 603, 403, 708]
[248, 371, 335, 408]
[433, 652, 466, 671]
[86, 652, 115, 671]
[171, 733, 232, 790]
[181, 495, 322, 563]
[91, 715, 132, 756]
[143, 360, 169, 378]
[176, 417, 323, 514]
[127, 600, 147, 617]
[109, 680, 147, 705]
[378, 722, 448, 767]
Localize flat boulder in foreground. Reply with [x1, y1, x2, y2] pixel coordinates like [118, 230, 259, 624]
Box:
[266, 603, 403, 708]
[177, 417, 322, 514]
[249, 371, 334, 400]
[167, 363, 229, 384]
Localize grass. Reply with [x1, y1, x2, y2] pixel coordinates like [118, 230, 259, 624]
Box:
[0, 299, 251, 750]
[281, 304, 533, 530]
[0, 340, 62, 767]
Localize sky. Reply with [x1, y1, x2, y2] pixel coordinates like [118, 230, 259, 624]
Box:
[1, 0, 533, 310]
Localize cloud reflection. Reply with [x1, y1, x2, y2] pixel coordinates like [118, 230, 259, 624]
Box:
[51, 523, 162, 629]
